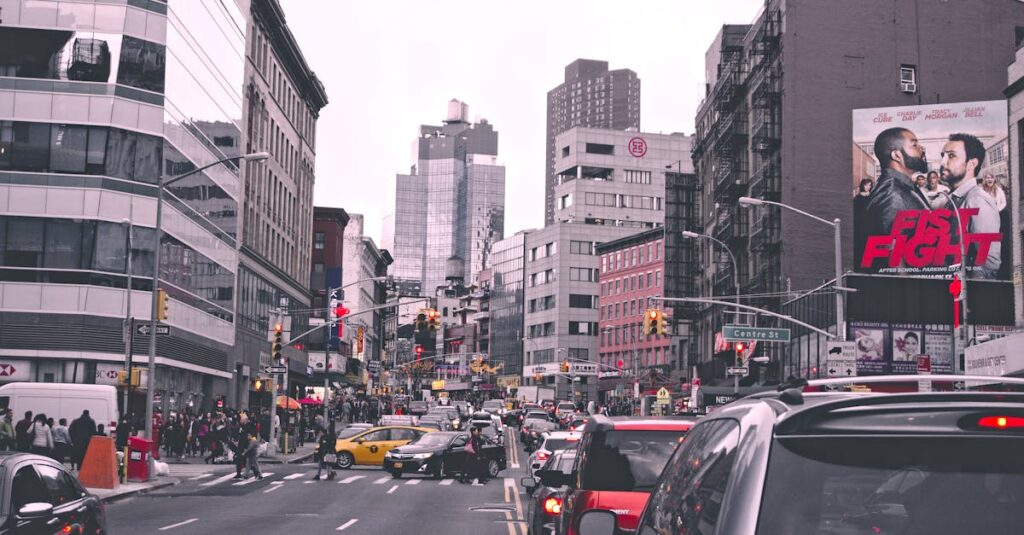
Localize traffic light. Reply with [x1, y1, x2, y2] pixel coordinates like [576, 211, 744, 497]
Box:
[334, 305, 349, 336]
[533, 372, 543, 383]
[735, 341, 748, 367]
[116, 369, 141, 387]
[560, 361, 570, 373]
[616, 359, 625, 370]
[252, 378, 264, 391]
[644, 308, 665, 336]
[427, 308, 440, 331]
[271, 322, 283, 361]
[155, 288, 168, 321]
[415, 309, 427, 332]
[414, 344, 423, 361]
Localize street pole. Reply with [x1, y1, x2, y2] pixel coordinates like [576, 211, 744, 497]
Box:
[937, 191, 969, 368]
[144, 152, 269, 442]
[833, 219, 845, 341]
[122, 219, 133, 426]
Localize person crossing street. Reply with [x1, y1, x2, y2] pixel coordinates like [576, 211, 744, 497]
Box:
[312, 425, 336, 480]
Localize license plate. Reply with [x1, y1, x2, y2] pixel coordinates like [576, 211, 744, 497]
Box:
[393, 462, 403, 468]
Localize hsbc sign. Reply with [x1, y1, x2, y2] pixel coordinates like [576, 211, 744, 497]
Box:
[0, 360, 31, 382]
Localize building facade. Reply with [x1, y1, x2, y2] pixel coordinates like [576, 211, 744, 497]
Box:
[545, 59, 640, 225]
[692, 1, 1024, 376]
[341, 214, 392, 375]
[309, 206, 348, 359]
[1009, 39, 1024, 329]
[0, 0, 253, 415]
[392, 99, 505, 294]
[489, 230, 532, 379]
[235, 0, 327, 408]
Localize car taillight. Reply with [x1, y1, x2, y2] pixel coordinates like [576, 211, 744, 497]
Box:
[978, 416, 1024, 429]
[543, 497, 562, 515]
[536, 451, 549, 461]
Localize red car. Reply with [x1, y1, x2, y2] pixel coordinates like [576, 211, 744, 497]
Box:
[538, 415, 694, 535]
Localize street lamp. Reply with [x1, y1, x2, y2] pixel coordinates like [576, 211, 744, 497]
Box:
[933, 190, 969, 361]
[145, 151, 269, 441]
[738, 196, 846, 342]
[681, 230, 739, 308]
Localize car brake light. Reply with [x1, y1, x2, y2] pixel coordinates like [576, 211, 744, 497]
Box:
[536, 451, 549, 461]
[978, 416, 1024, 429]
[543, 497, 562, 515]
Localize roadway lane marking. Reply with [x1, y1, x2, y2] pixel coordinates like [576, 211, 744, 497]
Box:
[304, 481, 316, 484]
[386, 485, 399, 494]
[233, 472, 273, 486]
[336, 519, 358, 531]
[189, 473, 213, 481]
[200, 473, 237, 487]
[263, 484, 283, 494]
[405, 479, 421, 485]
[439, 479, 454, 486]
[508, 478, 526, 521]
[158, 518, 198, 531]
[283, 473, 305, 480]
[374, 477, 390, 484]
[339, 475, 365, 484]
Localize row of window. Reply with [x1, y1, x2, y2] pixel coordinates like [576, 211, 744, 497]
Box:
[583, 218, 656, 229]
[602, 241, 662, 273]
[623, 169, 652, 184]
[529, 268, 555, 287]
[569, 267, 599, 282]
[584, 192, 662, 210]
[601, 270, 662, 298]
[528, 295, 555, 313]
[529, 242, 556, 261]
[0, 216, 234, 318]
[569, 240, 597, 255]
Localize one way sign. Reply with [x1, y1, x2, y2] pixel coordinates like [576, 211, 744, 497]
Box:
[136, 323, 171, 336]
[826, 341, 857, 378]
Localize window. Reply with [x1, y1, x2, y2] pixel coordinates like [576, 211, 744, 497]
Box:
[900, 65, 916, 84]
[36, 464, 83, 506]
[314, 232, 325, 250]
[638, 420, 741, 535]
[570, 267, 597, 282]
[569, 321, 598, 335]
[6, 218, 44, 267]
[647, 272, 653, 287]
[624, 169, 652, 184]
[49, 124, 88, 173]
[558, 194, 572, 209]
[585, 143, 614, 155]
[391, 428, 417, 441]
[656, 270, 662, 287]
[569, 294, 598, 309]
[360, 430, 389, 442]
[12, 466, 49, 512]
[545, 242, 556, 257]
[313, 262, 324, 273]
[561, 146, 570, 157]
[12, 122, 49, 171]
[117, 36, 166, 93]
[570, 241, 594, 255]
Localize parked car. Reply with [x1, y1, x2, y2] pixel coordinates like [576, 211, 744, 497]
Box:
[332, 425, 435, 468]
[522, 449, 577, 535]
[521, 411, 555, 441]
[468, 414, 504, 446]
[427, 406, 463, 430]
[383, 430, 507, 479]
[540, 415, 695, 535]
[522, 420, 559, 452]
[578, 376, 1024, 535]
[556, 402, 577, 424]
[528, 431, 581, 477]
[415, 414, 450, 431]
[0, 452, 106, 535]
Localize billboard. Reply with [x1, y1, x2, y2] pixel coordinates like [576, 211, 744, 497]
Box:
[852, 100, 1010, 279]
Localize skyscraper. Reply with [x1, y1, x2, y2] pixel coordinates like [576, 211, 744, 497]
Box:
[393, 100, 505, 294]
[545, 59, 640, 225]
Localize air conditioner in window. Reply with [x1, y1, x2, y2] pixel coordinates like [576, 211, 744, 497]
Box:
[900, 81, 917, 94]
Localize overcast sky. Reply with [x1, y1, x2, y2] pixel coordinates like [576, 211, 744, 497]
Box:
[280, 0, 765, 245]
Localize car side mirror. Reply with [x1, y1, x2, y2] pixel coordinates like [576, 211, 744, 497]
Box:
[536, 469, 571, 488]
[521, 476, 537, 492]
[18, 502, 54, 521]
[578, 510, 618, 535]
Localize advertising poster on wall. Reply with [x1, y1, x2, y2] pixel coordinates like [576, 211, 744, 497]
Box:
[852, 100, 1010, 280]
[891, 325, 924, 374]
[852, 322, 888, 375]
[923, 325, 954, 374]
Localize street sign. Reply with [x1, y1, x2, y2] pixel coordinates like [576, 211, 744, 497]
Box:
[656, 387, 671, 405]
[135, 323, 171, 336]
[826, 341, 858, 378]
[723, 325, 790, 343]
[726, 366, 749, 377]
[265, 365, 287, 374]
[367, 360, 381, 373]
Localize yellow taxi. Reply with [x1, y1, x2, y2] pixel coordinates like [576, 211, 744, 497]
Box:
[333, 426, 436, 468]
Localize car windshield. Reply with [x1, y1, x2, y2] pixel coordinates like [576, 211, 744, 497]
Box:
[558, 403, 575, 411]
[525, 412, 548, 420]
[483, 401, 502, 409]
[412, 433, 457, 447]
[542, 438, 578, 452]
[756, 436, 1024, 534]
[337, 427, 366, 440]
[580, 430, 686, 492]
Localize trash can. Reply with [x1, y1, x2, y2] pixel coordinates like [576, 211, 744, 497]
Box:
[127, 437, 152, 482]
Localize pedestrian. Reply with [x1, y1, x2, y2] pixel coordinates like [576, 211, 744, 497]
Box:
[116, 417, 130, 451]
[52, 418, 72, 465]
[69, 410, 97, 470]
[0, 410, 14, 451]
[313, 425, 337, 480]
[15, 411, 33, 452]
[245, 431, 263, 480]
[29, 414, 54, 456]
[233, 432, 249, 479]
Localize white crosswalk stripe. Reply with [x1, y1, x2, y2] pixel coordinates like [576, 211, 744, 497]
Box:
[283, 473, 306, 480]
[405, 479, 421, 485]
[439, 479, 454, 486]
[232, 472, 274, 486]
[189, 473, 214, 481]
[339, 475, 366, 484]
[200, 473, 238, 487]
[374, 477, 390, 484]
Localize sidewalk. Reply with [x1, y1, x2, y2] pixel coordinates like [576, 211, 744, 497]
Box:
[161, 442, 318, 465]
[88, 476, 180, 504]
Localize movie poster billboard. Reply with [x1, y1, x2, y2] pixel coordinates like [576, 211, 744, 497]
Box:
[852, 100, 1010, 279]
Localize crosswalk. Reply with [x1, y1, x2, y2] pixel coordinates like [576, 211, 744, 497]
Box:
[182, 469, 480, 492]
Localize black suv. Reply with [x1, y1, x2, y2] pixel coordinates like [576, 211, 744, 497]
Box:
[0, 452, 106, 535]
[578, 375, 1024, 535]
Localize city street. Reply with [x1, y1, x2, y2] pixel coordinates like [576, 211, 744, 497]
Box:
[105, 428, 530, 535]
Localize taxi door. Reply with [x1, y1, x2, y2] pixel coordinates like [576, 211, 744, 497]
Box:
[352, 428, 392, 465]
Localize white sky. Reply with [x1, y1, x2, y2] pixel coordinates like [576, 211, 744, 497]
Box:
[280, 0, 765, 245]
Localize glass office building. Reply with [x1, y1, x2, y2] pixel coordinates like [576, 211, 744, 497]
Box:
[393, 100, 505, 294]
[0, 0, 246, 414]
[489, 231, 530, 377]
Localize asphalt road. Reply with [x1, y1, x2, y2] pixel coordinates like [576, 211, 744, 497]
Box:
[105, 426, 532, 535]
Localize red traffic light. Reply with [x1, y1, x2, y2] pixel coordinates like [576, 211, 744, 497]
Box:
[335, 305, 350, 318]
[616, 359, 624, 369]
[735, 342, 746, 353]
[274, 323, 283, 333]
[415, 345, 423, 360]
[648, 309, 658, 320]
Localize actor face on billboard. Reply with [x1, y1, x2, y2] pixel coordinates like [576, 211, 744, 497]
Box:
[939, 136, 980, 189]
[894, 331, 920, 359]
[926, 171, 941, 191]
[940, 133, 1001, 278]
[914, 174, 927, 188]
[879, 128, 930, 177]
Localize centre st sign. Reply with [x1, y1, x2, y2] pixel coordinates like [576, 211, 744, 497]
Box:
[722, 325, 791, 343]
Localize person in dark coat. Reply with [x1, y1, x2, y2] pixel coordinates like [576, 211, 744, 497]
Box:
[861, 127, 930, 272]
[233, 432, 250, 479]
[14, 411, 32, 452]
[116, 417, 130, 451]
[68, 410, 97, 469]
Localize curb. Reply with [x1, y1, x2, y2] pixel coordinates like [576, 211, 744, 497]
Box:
[98, 477, 181, 504]
[287, 452, 316, 464]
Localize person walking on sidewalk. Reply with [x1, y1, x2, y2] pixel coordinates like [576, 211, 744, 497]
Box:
[15, 411, 33, 452]
[29, 414, 54, 456]
[69, 410, 97, 470]
[0, 410, 15, 451]
[313, 425, 337, 480]
[52, 418, 72, 465]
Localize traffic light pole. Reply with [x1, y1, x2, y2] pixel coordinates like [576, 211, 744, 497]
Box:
[122, 218, 133, 427]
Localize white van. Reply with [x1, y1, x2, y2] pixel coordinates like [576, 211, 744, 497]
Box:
[0, 383, 119, 435]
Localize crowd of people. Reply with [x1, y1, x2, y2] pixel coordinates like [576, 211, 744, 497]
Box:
[0, 408, 102, 469]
